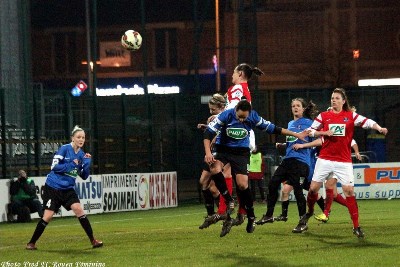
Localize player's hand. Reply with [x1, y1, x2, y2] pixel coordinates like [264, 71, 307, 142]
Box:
[355, 152, 362, 161]
[204, 153, 215, 165]
[207, 115, 217, 124]
[84, 153, 92, 158]
[379, 128, 388, 135]
[296, 130, 309, 141]
[292, 143, 304, 150]
[197, 123, 207, 130]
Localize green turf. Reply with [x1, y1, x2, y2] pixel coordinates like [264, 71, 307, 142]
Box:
[1, 199, 399, 267]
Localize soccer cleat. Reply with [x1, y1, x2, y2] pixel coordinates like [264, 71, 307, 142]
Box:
[199, 213, 226, 229]
[314, 213, 329, 223]
[198, 217, 212, 229]
[246, 217, 256, 233]
[92, 239, 103, 248]
[232, 213, 246, 226]
[220, 218, 233, 237]
[292, 223, 308, 233]
[353, 227, 365, 239]
[274, 214, 288, 222]
[26, 243, 37, 250]
[255, 214, 274, 225]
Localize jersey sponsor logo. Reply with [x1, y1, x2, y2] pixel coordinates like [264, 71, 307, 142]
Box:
[329, 123, 346, 136]
[226, 127, 248, 139]
[286, 135, 297, 142]
[364, 167, 400, 183]
[65, 169, 79, 178]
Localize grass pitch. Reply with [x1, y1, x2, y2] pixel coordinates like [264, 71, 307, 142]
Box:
[1, 199, 399, 267]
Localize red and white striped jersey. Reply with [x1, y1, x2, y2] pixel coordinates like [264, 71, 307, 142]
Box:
[225, 82, 252, 110]
[311, 110, 370, 163]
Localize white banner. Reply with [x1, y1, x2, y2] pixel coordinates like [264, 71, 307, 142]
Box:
[102, 172, 178, 213]
[102, 173, 142, 212]
[0, 171, 178, 222]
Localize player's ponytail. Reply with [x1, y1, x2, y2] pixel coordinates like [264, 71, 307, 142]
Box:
[251, 67, 264, 77]
[236, 63, 264, 80]
[304, 100, 319, 119]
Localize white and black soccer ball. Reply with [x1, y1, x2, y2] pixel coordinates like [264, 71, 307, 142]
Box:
[121, 30, 142, 51]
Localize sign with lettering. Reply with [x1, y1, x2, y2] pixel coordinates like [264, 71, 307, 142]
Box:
[99, 41, 131, 67]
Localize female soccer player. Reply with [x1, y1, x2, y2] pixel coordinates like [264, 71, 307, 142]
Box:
[225, 63, 264, 110]
[225, 63, 264, 224]
[199, 63, 265, 229]
[198, 94, 231, 229]
[26, 125, 103, 250]
[293, 138, 362, 223]
[256, 98, 319, 233]
[301, 88, 388, 238]
[204, 100, 308, 237]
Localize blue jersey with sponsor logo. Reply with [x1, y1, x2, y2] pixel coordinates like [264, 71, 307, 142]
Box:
[284, 117, 313, 166]
[207, 108, 276, 148]
[46, 143, 91, 190]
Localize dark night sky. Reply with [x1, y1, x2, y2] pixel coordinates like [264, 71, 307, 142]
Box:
[30, 0, 217, 28]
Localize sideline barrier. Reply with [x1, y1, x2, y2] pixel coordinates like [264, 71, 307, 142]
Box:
[280, 163, 400, 201]
[0, 172, 177, 222]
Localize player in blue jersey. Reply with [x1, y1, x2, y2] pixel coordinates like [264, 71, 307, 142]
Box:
[256, 98, 319, 233]
[26, 125, 103, 250]
[204, 100, 308, 237]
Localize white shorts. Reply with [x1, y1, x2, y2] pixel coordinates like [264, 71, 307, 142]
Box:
[312, 158, 354, 186]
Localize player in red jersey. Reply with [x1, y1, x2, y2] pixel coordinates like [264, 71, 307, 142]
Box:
[300, 88, 388, 238]
[225, 63, 263, 110]
[224, 63, 264, 226]
[293, 138, 361, 223]
[198, 63, 264, 229]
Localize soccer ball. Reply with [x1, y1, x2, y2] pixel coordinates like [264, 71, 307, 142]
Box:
[121, 30, 142, 51]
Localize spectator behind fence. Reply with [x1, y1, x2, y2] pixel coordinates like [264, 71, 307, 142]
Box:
[8, 170, 43, 222]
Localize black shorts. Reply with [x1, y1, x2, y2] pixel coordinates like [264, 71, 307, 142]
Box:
[302, 178, 311, 191]
[42, 184, 80, 212]
[202, 161, 211, 172]
[214, 146, 249, 176]
[272, 158, 309, 187]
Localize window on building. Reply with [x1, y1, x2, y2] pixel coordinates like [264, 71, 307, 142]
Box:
[154, 29, 177, 69]
[53, 33, 66, 73]
[52, 33, 77, 74]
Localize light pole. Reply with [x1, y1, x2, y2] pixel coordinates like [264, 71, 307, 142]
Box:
[215, 0, 221, 92]
[85, 0, 93, 95]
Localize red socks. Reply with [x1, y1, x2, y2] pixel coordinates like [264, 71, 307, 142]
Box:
[306, 191, 319, 214]
[218, 177, 233, 214]
[324, 189, 334, 216]
[334, 193, 347, 207]
[346, 196, 359, 228]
